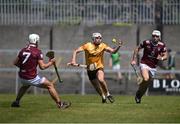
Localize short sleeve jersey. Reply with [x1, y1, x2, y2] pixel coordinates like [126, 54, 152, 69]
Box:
[17, 44, 43, 79]
[79, 42, 108, 69]
[139, 40, 167, 68]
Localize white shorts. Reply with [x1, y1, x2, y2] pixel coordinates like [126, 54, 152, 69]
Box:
[112, 64, 120, 71]
[140, 63, 157, 77]
[19, 75, 46, 87]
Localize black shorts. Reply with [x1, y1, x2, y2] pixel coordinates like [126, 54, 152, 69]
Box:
[87, 68, 104, 80]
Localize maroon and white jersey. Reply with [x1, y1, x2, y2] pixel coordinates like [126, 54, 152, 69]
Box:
[139, 40, 167, 68]
[17, 44, 43, 79]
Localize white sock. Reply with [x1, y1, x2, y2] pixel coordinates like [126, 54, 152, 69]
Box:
[102, 94, 106, 99]
[107, 92, 110, 96]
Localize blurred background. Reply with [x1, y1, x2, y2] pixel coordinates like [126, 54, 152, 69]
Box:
[0, 0, 180, 95]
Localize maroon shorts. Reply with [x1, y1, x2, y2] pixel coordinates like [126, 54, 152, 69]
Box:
[87, 68, 104, 80]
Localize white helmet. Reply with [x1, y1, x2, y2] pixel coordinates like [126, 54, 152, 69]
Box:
[29, 34, 40, 44]
[152, 30, 161, 37]
[92, 32, 102, 40]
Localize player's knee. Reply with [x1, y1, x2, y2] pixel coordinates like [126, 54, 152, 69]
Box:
[97, 75, 105, 82]
[45, 82, 54, 89]
[98, 78, 105, 83]
[143, 77, 149, 82]
[49, 83, 54, 88]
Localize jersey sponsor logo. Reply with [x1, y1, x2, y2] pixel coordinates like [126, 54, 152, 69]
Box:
[149, 51, 156, 58]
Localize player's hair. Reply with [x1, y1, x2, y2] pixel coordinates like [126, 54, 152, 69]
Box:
[29, 34, 40, 44]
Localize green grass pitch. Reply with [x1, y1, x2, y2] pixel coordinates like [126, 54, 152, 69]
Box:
[0, 94, 179, 123]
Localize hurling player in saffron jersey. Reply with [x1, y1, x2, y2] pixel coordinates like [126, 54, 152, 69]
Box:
[69, 32, 122, 103]
[11, 34, 71, 109]
[131, 30, 168, 104]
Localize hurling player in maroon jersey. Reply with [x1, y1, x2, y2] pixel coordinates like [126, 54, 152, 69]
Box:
[11, 34, 71, 109]
[131, 30, 168, 104]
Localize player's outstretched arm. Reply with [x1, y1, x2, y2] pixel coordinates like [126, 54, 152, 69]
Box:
[38, 59, 55, 70]
[131, 46, 140, 65]
[106, 39, 123, 54]
[105, 45, 121, 54]
[69, 47, 83, 65]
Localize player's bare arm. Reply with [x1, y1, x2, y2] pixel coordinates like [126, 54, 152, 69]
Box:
[70, 47, 83, 64]
[13, 57, 20, 67]
[131, 46, 141, 65]
[105, 43, 122, 54]
[156, 50, 168, 61]
[38, 58, 55, 70]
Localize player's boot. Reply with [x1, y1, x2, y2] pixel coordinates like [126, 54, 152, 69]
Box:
[57, 101, 71, 109]
[102, 98, 107, 103]
[11, 101, 20, 107]
[135, 96, 141, 104]
[107, 95, 115, 103]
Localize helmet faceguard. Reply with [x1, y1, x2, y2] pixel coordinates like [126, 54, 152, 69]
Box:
[29, 34, 40, 45]
[92, 32, 102, 45]
[152, 30, 161, 44]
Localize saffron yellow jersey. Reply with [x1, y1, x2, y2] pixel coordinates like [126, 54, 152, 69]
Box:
[79, 42, 108, 69]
